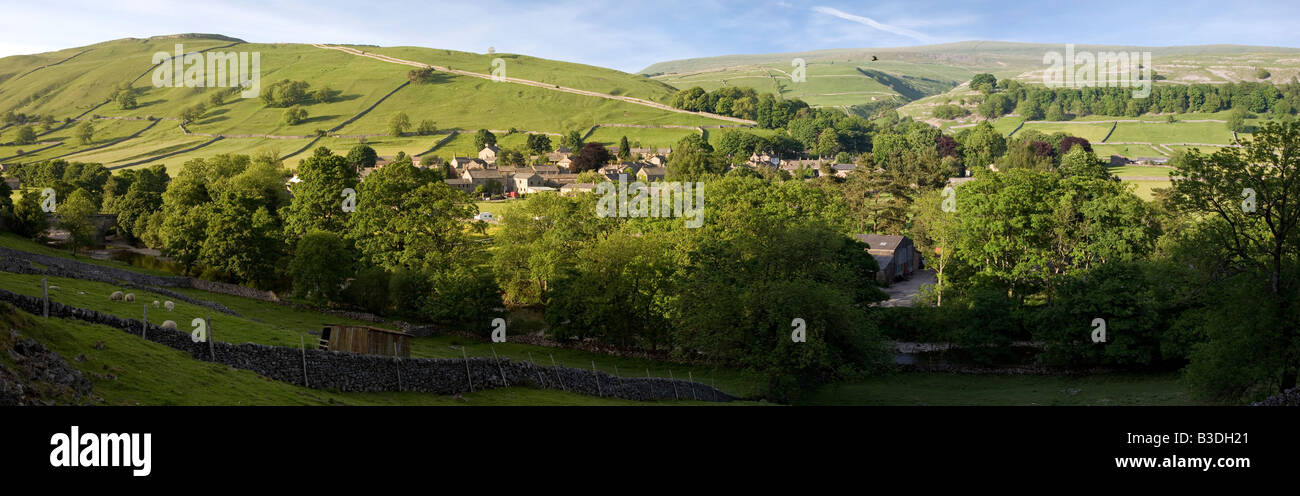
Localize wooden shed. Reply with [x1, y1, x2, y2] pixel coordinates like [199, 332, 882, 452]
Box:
[318, 324, 411, 357]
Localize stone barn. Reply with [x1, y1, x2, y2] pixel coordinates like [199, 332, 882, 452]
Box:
[854, 234, 922, 285]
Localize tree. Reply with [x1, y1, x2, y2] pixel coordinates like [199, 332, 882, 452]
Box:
[115, 89, 137, 110]
[282, 105, 307, 125]
[180, 103, 208, 123]
[1226, 108, 1249, 133]
[1171, 121, 1300, 396]
[10, 189, 48, 238]
[971, 73, 997, 94]
[289, 230, 354, 305]
[910, 189, 959, 306]
[1058, 146, 1109, 179]
[569, 142, 613, 173]
[283, 147, 359, 239]
[345, 158, 475, 274]
[960, 122, 1007, 169]
[473, 129, 497, 151]
[560, 130, 583, 149]
[57, 188, 98, 255]
[665, 134, 724, 181]
[14, 126, 36, 145]
[617, 135, 632, 161]
[345, 145, 378, 170]
[417, 119, 437, 136]
[199, 190, 284, 287]
[388, 111, 410, 137]
[814, 128, 841, 158]
[526, 133, 553, 155]
[75, 121, 94, 145]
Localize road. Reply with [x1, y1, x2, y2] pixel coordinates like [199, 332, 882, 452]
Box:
[879, 269, 937, 307]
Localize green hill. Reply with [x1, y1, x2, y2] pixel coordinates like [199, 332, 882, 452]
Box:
[0, 34, 737, 172]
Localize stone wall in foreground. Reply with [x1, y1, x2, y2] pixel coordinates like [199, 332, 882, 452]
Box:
[0, 289, 733, 402]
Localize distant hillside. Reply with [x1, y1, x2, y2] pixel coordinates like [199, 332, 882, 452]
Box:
[644, 41, 1300, 110]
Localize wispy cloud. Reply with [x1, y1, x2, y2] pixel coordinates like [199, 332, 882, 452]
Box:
[811, 6, 935, 43]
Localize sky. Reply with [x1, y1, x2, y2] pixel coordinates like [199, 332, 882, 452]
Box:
[3, 0, 1300, 73]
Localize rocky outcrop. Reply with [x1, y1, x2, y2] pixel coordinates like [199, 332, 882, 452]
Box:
[0, 327, 97, 406]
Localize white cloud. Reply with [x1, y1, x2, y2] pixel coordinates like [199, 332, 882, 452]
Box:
[811, 6, 935, 43]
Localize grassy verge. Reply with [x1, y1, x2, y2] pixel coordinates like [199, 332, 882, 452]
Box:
[2, 305, 691, 405]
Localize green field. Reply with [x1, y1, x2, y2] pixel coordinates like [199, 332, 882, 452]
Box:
[1011, 121, 1116, 142]
[1107, 120, 1234, 145]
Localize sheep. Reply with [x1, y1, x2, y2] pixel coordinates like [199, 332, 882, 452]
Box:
[48, 285, 60, 291]
[161, 320, 177, 329]
[110, 291, 123, 301]
[163, 301, 174, 311]
[124, 293, 135, 302]
[152, 300, 160, 308]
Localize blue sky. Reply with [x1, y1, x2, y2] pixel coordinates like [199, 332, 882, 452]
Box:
[3, 0, 1299, 72]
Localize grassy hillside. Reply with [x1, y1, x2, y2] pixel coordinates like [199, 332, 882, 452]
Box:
[1, 304, 683, 405]
[0, 35, 735, 172]
[648, 41, 1300, 113]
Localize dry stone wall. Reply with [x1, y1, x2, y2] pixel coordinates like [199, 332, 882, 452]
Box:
[0, 288, 733, 402]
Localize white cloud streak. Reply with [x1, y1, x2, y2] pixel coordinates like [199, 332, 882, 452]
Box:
[811, 6, 935, 43]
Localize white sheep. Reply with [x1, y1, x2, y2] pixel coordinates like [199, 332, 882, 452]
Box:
[110, 291, 123, 301]
[161, 320, 177, 329]
[124, 293, 135, 302]
[163, 301, 174, 311]
[152, 300, 160, 307]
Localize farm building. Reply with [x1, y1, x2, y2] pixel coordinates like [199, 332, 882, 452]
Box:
[318, 324, 412, 357]
[854, 234, 923, 285]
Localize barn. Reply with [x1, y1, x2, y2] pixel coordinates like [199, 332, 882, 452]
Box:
[854, 234, 923, 285]
[318, 324, 412, 357]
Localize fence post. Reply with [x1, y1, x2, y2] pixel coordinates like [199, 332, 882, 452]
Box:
[300, 335, 309, 388]
[688, 371, 697, 401]
[142, 304, 147, 339]
[592, 361, 601, 397]
[491, 346, 507, 386]
[669, 370, 679, 400]
[527, 351, 546, 387]
[550, 354, 566, 392]
[42, 278, 48, 318]
[462, 347, 474, 392]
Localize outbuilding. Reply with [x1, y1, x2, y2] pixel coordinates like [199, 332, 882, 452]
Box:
[318, 324, 411, 357]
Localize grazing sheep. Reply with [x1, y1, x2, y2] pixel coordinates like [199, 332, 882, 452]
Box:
[163, 301, 174, 311]
[110, 291, 123, 301]
[161, 320, 177, 329]
[124, 293, 135, 302]
[152, 300, 160, 307]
